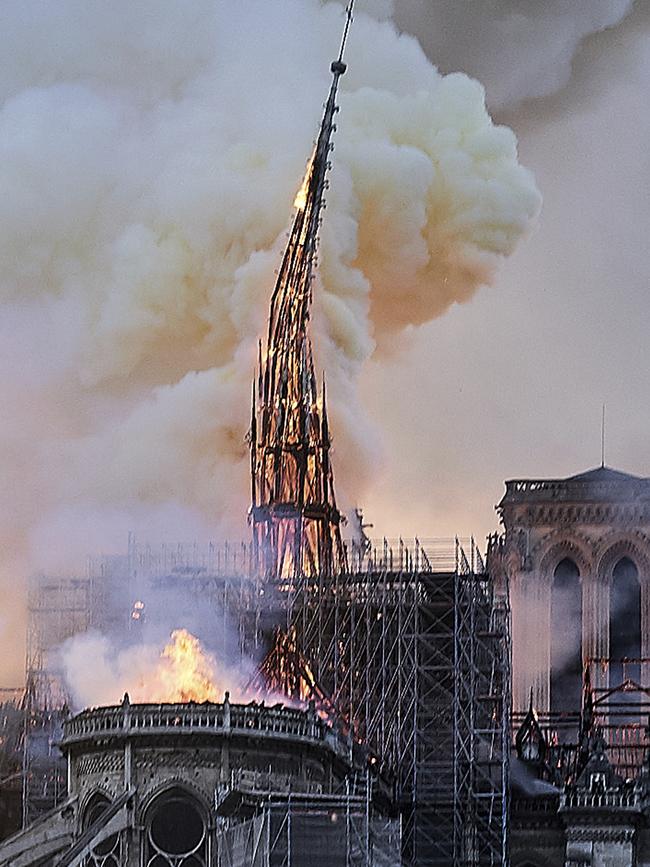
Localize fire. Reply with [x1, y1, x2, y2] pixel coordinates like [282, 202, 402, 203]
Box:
[293, 153, 314, 211]
[61, 626, 274, 708]
[153, 629, 221, 703]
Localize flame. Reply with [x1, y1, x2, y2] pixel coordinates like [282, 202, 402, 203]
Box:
[153, 628, 221, 702]
[293, 152, 314, 211]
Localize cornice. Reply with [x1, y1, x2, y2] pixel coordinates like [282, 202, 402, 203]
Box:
[505, 502, 650, 530]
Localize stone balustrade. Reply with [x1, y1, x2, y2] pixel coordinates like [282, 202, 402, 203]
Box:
[62, 698, 347, 757]
[502, 476, 650, 505]
[560, 787, 641, 811]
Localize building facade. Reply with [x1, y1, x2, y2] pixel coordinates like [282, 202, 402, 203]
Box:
[490, 465, 650, 867]
[0, 696, 398, 866]
[493, 465, 650, 717]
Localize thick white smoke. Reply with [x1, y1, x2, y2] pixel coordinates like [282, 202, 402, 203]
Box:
[0, 0, 540, 682]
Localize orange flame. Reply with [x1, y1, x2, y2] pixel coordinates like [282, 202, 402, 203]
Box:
[118, 629, 274, 706]
[293, 152, 314, 211]
[154, 628, 221, 702]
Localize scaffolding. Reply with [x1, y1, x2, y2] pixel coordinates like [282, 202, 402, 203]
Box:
[21, 574, 89, 827]
[217, 773, 401, 867]
[18, 534, 510, 865]
[0, 691, 24, 841]
[454, 555, 510, 866]
[281, 536, 510, 866]
[511, 656, 650, 788]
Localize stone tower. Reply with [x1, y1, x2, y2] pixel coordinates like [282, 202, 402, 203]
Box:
[492, 465, 650, 717]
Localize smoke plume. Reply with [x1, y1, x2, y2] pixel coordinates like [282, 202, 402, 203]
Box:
[0, 0, 540, 683]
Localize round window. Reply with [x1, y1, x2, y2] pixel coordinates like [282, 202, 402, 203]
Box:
[146, 790, 207, 867]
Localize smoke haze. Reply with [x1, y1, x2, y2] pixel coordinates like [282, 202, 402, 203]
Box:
[359, 2, 650, 543]
[389, 0, 635, 109]
[0, 0, 542, 683]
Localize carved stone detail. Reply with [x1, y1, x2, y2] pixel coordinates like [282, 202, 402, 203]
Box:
[76, 752, 124, 777]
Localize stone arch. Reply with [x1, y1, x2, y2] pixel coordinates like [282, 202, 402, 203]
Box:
[78, 788, 122, 864]
[141, 783, 210, 867]
[533, 533, 593, 717]
[138, 778, 212, 828]
[595, 531, 650, 583]
[78, 786, 113, 834]
[537, 531, 594, 583]
[595, 532, 650, 685]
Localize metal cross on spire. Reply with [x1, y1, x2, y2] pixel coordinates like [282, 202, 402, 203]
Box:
[248, 2, 354, 583]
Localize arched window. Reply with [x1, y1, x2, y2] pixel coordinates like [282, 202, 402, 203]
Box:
[145, 788, 207, 867]
[82, 793, 122, 867]
[83, 793, 110, 829]
[610, 556, 641, 687]
[550, 558, 582, 714]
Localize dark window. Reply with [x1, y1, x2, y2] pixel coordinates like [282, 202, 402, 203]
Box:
[610, 557, 641, 687]
[83, 793, 110, 830]
[550, 558, 582, 714]
[82, 793, 121, 866]
[145, 789, 207, 867]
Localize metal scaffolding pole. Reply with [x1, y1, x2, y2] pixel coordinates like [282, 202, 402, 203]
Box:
[454, 560, 510, 866]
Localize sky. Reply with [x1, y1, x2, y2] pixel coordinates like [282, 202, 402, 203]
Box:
[1, 0, 649, 682]
[361, 0, 650, 541]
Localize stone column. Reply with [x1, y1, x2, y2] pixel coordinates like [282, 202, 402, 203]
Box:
[583, 570, 608, 694]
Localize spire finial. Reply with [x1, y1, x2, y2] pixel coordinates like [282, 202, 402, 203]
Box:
[336, 1, 355, 67]
[601, 403, 606, 468]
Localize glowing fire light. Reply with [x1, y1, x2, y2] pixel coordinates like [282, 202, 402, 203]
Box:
[119, 628, 236, 702]
[293, 153, 314, 211]
[149, 629, 222, 703]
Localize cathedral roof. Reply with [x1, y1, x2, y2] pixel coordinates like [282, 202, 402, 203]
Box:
[565, 465, 644, 483]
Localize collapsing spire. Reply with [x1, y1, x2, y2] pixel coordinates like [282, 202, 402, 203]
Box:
[249, 3, 354, 582]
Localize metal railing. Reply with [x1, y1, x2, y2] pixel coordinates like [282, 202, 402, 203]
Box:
[107, 537, 486, 581]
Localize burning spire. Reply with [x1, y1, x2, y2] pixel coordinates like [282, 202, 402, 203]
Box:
[249, 3, 354, 582]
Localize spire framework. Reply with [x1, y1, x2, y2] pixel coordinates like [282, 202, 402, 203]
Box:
[249, 4, 354, 583]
